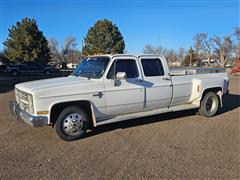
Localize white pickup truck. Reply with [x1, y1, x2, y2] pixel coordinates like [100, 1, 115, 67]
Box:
[10, 54, 229, 141]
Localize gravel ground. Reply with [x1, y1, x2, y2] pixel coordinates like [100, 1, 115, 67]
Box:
[0, 76, 239, 179]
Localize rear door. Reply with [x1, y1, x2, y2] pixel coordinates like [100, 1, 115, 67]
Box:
[139, 56, 172, 110]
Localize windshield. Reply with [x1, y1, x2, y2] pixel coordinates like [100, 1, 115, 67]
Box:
[72, 57, 110, 79]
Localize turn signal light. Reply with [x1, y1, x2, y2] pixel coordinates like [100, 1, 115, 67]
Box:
[197, 85, 200, 92]
[37, 111, 49, 115]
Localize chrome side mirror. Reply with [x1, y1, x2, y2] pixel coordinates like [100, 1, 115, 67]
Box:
[114, 72, 126, 86]
[116, 72, 127, 80]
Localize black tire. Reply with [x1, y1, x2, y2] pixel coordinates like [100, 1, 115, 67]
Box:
[44, 69, 51, 76]
[199, 91, 219, 117]
[11, 70, 19, 76]
[55, 106, 90, 141]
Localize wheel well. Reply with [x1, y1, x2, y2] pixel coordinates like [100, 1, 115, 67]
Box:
[201, 87, 222, 101]
[50, 101, 93, 127]
[10, 69, 19, 75]
[44, 68, 52, 72]
[11, 69, 18, 72]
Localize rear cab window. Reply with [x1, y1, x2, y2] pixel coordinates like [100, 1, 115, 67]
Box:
[141, 58, 165, 77]
[107, 59, 139, 79]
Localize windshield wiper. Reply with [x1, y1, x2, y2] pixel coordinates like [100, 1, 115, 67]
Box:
[78, 73, 91, 80]
[86, 72, 93, 80]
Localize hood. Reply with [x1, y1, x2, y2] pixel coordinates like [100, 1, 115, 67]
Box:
[15, 76, 104, 98]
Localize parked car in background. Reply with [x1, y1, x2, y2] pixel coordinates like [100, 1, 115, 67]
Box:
[7, 62, 57, 76]
[200, 59, 221, 67]
[0, 60, 7, 74]
[48, 61, 78, 69]
[0, 64, 7, 74]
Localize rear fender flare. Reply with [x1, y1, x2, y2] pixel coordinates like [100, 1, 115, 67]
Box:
[217, 90, 223, 107]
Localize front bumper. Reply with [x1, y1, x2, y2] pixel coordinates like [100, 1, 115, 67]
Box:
[9, 100, 48, 127]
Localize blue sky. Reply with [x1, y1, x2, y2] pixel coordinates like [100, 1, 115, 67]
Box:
[0, 0, 239, 53]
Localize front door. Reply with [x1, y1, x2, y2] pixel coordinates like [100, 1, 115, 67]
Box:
[104, 57, 144, 116]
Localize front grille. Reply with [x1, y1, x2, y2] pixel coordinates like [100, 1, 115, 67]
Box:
[15, 89, 30, 112]
[21, 92, 28, 102]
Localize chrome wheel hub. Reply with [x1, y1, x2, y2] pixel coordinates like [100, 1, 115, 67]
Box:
[63, 113, 83, 135]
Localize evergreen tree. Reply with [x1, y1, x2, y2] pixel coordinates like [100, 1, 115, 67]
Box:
[3, 18, 50, 64]
[0, 51, 10, 64]
[82, 19, 125, 55]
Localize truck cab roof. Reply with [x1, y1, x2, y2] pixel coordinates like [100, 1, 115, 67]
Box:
[87, 54, 165, 59]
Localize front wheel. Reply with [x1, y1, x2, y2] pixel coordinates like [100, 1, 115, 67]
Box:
[55, 106, 90, 141]
[44, 69, 51, 76]
[199, 91, 219, 117]
[11, 70, 19, 76]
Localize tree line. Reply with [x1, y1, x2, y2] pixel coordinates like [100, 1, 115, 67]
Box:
[1, 18, 125, 65]
[144, 28, 240, 67]
[1, 17, 239, 67]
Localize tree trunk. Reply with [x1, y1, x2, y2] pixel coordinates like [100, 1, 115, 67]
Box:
[208, 55, 211, 67]
[221, 54, 228, 67]
[190, 54, 193, 67]
[223, 58, 228, 67]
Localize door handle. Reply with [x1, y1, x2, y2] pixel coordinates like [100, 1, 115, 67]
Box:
[162, 77, 171, 81]
[92, 92, 103, 98]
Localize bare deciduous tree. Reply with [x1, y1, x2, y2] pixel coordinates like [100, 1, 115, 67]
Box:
[234, 44, 240, 60]
[143, 44, 167, 55]
[143, 44, 155, 54]
[194, 33, 214, 66]
[212, 35, 233, 67]
[62, 36, 77, 55]
[234, 27, 240, 40]
[144, 28, 239, 67]
[233, 27, 240, 59]
[48, 36, 81, 65]
[165, 49, 177, 64]
[48, 38, 61, 63]
[177, 47, 186, 65]
[143, 45, 177, 64]
[62, 36, 82, 65]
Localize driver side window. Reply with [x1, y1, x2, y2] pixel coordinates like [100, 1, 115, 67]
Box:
[107, 59, 139, 79]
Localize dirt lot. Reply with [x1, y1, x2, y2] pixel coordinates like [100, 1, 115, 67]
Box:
[0, 76, 239, 179]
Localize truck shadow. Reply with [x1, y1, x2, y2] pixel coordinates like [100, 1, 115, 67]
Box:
[218, 94, 240, 114]
[84, 93, 240, 139]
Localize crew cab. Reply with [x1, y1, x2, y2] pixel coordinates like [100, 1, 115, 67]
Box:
[7, 62, 55, 76]
[10, 54, 229, 141]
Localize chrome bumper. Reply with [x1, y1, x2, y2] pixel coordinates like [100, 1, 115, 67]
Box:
[9, 100, 48, 127]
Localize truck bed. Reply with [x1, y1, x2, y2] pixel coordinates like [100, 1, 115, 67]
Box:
[169, 67, 226, 76]
[169, 67, 228, 107]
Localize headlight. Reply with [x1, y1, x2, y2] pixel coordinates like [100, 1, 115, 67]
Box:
[15, 89, 20, 104]
[27, 94, 34, 114]
[15, 88, 34, 114]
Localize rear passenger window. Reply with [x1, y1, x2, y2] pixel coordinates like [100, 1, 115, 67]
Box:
[141, 58, 164, 76]
[107, 59, 139, 79]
